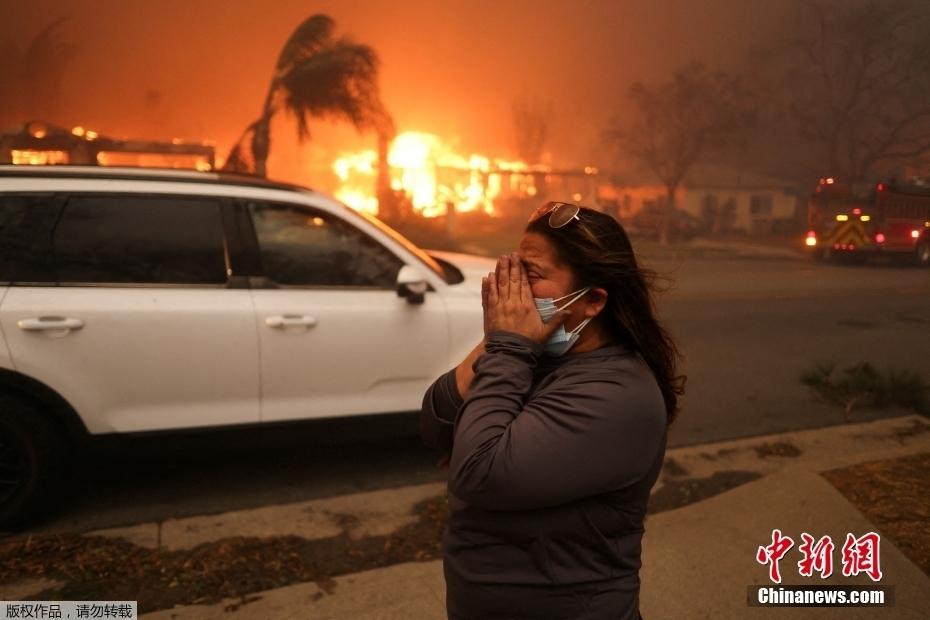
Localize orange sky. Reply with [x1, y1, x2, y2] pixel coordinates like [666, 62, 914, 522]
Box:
[1, 0, 789, 191]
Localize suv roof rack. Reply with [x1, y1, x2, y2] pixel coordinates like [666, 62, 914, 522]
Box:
[0, 165, 314, 193]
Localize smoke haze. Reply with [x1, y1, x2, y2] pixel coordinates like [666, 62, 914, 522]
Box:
[1, 0, 790, 189]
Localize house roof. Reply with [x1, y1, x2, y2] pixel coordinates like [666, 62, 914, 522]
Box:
[683, 164, 797, 192]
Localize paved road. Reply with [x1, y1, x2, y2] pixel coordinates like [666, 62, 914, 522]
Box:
[645, 255, 930, 447]
[24, 255, 930, 535]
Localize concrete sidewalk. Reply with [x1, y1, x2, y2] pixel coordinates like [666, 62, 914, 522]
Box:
[125, 415, 929, 618]
[461, 237, 807, 264]
[683, 238, 805, 260]
[142, 472, 929, 620]
[631, 237, 806, 262]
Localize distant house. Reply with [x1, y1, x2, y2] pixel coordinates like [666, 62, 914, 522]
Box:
[601, 165, 800, 235]
[0, 120, 215, 171]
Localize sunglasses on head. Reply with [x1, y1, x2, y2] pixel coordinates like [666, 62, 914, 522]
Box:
[528, 201, 604, 248]
[528, 201, 582, 228]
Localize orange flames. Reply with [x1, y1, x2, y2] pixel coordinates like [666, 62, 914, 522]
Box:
[333, 130, 547, 218]
[11, 149, 69, 165]
[10, 123, 215, 171]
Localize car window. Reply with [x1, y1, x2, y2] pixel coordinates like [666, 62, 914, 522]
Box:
[352, 209, 449, 283]
[248, 202, 403, 288]
[52, 195, 228, 285]
[0, 194, 59, 284]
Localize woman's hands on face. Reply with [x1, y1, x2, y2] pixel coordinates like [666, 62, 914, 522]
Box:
[481, 251, 570, 344]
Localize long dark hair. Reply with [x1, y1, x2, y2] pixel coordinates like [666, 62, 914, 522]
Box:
[526, 206, 686, 423]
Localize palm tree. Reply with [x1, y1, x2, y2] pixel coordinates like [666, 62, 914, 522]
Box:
[223, 14, 393, 177]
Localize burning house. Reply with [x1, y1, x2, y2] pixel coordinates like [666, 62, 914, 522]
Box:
[0, 120, 215, 171]
[332, 130, 600, 221]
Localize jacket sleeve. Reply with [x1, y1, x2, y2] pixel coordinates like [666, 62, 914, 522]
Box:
[419, 367, 463, 451]
[448, 330, 666, 511]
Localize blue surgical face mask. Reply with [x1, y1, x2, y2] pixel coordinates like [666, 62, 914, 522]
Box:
[534, 286, 593, 356]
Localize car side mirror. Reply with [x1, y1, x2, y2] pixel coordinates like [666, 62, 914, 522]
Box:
[396, 265, 428, 304]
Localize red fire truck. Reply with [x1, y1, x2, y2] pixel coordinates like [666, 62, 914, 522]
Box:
[805, 177, 930, 265]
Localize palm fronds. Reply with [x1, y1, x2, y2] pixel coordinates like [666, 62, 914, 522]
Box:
[222, 13, 393, 176]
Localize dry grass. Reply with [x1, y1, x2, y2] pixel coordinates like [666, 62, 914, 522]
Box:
[822, 451, 930, 576]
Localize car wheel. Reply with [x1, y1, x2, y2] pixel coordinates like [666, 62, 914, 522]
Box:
[916, 240, 930, 267]
[0, 394, 68, 530]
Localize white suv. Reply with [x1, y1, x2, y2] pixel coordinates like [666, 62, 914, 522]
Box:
[0, 166, 491, 528]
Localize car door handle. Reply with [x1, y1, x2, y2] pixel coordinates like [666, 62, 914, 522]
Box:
[17, 317, 85, 331]
[265, 314, 318, 329]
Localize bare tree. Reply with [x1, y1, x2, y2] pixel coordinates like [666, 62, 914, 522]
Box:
[0, 18, 77, 127]
[512, 96, 553, 164]
[785, 0, 930, 182]
[607, 63, 755, 244]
